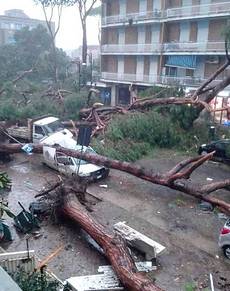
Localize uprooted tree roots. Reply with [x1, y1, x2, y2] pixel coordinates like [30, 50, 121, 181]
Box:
[37, 178, 163, 291]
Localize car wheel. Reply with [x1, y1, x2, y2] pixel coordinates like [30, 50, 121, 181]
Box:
[223, 245, 230, 259]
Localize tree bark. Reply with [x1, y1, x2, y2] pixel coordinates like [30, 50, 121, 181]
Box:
[79, 97, 211, 119]
[0, 143, 42, 154]
[61, 190, 163, 291]
[56, 147, 230, 213]
[1, 143, 229, 213]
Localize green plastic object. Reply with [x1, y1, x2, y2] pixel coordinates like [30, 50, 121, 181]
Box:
[14, 202, 40, 233]
[0, 219, 13, 241]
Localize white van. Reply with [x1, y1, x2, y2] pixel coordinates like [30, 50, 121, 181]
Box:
[43, 144, 109, 181]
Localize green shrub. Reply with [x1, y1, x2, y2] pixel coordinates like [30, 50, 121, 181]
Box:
[64, 93, 86, 120]
[92, 138, 151, 162]
[106, 111, 182, 148]
[12, 269, 59, 291]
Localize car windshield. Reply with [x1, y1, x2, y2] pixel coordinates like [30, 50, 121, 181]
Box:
[44, 120, 64, 134]
[73, 146, 96, 165]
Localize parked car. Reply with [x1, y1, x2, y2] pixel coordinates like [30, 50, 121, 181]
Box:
[43, 144, 109, 181]
[198, 139, 230, 163]
[219, 219, 230, 259]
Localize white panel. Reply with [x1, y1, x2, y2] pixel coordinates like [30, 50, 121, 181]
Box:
[140, 0, 147, 12]
[194, 57, 205, 79]
[138, 25, 145, 44]
[119, 0, 126, 15]
[118, 27, 125, 44]
[153, 0, 161, 10]
[111, 85, 116, 106]
[149, 56, 159, 76]
[152, 23, 160, 43]
[197, 20, 209, 42]
[180, 22, 190, 42]
[118, 56, 124, 74]
[182, 0, 192, 6]
[136, 56, 144, 76]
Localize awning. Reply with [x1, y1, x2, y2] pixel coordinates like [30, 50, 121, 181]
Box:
[165, 55, 197, 69]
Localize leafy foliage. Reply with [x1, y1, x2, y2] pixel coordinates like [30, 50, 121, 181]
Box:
[12, 269, 59, 291]
[93, 138, 151, 162]
[0, 25, 70, 86]
[0, 201, 15, 219]
[105, 111, 182, 148]
[0, 172, 12, 190]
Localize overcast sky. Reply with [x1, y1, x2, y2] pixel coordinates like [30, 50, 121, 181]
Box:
[0, 0, 100, 52]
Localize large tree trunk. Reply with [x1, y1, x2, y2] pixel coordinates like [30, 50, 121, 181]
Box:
[61, 190, 163, 291]
[1, 143, 229, 213]
[56, 147, 230, 213]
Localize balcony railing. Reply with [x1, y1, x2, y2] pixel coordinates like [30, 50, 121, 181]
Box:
[102, 2, 230, 26]
[102, 10, 162, 26]
[167, 2, 230, 19]
[163, 41, 225, 53]
[101, 42, 225, 54]
[101, 43, 162, 54]
[101, 72, 157, 83]
[101, 72, 222, 87]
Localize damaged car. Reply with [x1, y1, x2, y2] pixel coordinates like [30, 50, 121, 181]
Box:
[43, 145, 109, 181]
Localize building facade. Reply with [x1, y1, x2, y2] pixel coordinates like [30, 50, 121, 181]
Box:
[0, 9, 52, 46]
[101, 0, 230, 105]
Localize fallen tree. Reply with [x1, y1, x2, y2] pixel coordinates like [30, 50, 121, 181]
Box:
[56, 147, 230, 213]
[59, 186, 163, 291]
[1, 143, 229, 213]
[80, 43, 230, 135]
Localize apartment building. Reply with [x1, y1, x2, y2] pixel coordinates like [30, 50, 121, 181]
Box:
[0, 9, 52, 46]
[100, 0, 230, 105]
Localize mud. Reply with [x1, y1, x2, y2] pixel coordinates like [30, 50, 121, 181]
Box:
[0, 150, 230, 291]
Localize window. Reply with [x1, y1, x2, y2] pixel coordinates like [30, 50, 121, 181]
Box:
[166, 66, 177, 76]
[186, 69, 194, 77]
[56, 154, 74, 166]
[34, 125, 45, 136]
[1, 22, 10, 29]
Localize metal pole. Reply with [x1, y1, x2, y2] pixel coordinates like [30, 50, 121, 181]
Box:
[90, 52, 93, 85]
[78, 62, 81, 92]
[77, 127, 88, 176]
[26, 235, 30, 259]
[210, 273, 215, 291]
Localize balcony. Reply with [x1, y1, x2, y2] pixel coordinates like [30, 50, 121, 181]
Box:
[101, 42, 225, 55]
[101, 43, 162, 54]
[163, 41, 225, 54]
[101, 72, 157, 84]
[101, 72, 222, 87]
[101, 10, 162, 26]
[102, 2, 230, 26]
[166, 2, 230, 20]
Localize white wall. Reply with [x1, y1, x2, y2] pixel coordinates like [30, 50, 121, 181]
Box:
[137, 56, 144, 76]
[118, 27, 125, 44]
[152, 23, 161, 42]
[118, 56, 124, 74]
[197, 20, 209, 42]
[119, 0, 126, 15]
[138, 25, 145, 44]
[180, 22, 190, 42]
[140, 0, 147, 13]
